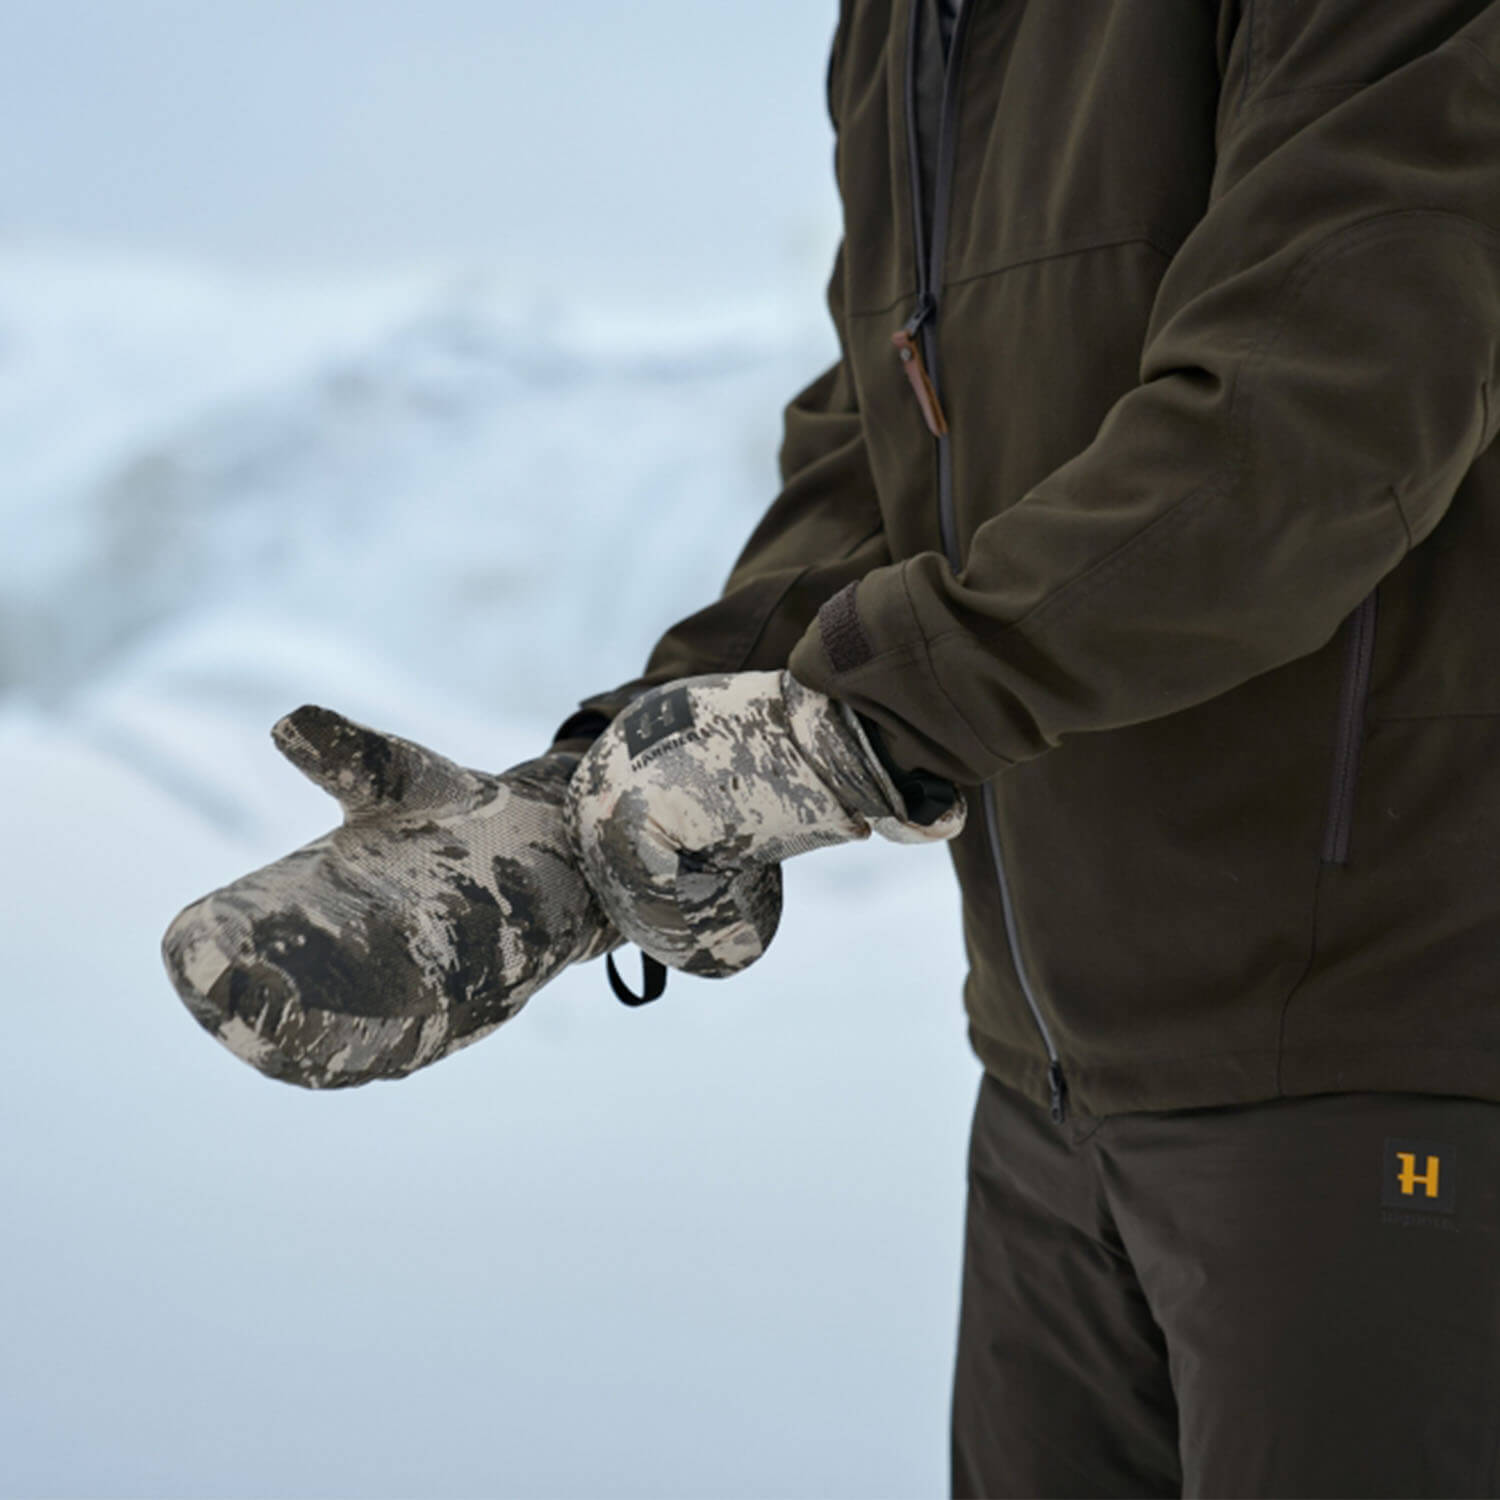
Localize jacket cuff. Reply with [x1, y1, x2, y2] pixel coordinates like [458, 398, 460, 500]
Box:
[785, 564, 1019, 786]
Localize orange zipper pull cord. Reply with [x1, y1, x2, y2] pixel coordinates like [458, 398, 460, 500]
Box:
[892, 297, 949, 437]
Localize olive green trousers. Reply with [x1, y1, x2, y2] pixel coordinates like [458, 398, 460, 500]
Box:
[951, 1071, 1500, 1498]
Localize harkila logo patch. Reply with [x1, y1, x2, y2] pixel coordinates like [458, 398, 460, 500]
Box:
[1381, 1138, 1458, 1214]
[623, 686, 696, 762]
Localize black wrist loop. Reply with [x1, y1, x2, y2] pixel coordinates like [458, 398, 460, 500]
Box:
[606, 949, 669, 1007]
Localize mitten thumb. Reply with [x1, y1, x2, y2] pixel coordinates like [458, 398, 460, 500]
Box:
[270, 705, 479, 818]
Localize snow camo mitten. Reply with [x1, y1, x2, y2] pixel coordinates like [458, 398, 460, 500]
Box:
[565, 669, 966, 978]
[160, 706, 619, 1088]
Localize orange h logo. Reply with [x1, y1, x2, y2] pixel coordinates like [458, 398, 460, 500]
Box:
[1396, 1151, 1441, 1199]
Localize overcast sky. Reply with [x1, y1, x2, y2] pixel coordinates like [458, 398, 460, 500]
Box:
[0, 0, 843, 299]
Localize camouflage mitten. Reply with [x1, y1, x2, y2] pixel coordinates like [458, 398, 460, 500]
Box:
[160, 706, 620, 1088]
[564, 669, 966, 978]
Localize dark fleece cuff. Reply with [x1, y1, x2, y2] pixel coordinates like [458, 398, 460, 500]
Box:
[548, 708, 614, 756]
[854, 711, 959, 827]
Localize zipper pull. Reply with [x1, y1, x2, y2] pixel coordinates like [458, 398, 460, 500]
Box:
[902, 290, 937, 336]
[892, 295, 949, 437]
[1048, 1061, 1069, 1125]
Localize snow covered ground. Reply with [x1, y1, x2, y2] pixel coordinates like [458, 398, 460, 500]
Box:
[0, 251, 982, 1499]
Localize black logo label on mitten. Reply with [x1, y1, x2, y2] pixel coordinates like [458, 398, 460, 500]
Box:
[623, 686, 696, 761]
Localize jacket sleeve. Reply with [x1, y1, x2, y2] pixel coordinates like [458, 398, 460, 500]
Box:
[786, 0, 1500, 786]
[549, 23, 888, 753]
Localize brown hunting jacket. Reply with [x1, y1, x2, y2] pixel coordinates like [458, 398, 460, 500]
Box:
[552, 0, 1500, 1121]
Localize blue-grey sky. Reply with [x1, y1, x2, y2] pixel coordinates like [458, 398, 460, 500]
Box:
[0, 0, 842, 296]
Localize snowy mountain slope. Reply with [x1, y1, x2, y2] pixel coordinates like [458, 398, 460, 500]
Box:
[0, 253, 980, 1500]
[0, 252, 827, 720]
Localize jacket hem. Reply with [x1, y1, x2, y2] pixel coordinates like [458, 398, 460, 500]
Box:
[969, 1026, 1500, 1119]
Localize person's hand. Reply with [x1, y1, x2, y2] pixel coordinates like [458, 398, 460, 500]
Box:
[160, 706, 619, 1087]
[564, 669, 965, 977]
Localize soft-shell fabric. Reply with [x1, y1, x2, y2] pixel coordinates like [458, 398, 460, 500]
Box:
[553, 0, 1500, 1119]
[935, 0, 962, 58]
[952, 1071, 1500, 1497]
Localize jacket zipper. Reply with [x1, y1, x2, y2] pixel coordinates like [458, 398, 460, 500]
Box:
[900, 0, 1069, 1124]
[1321, 588, 1378, 865]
